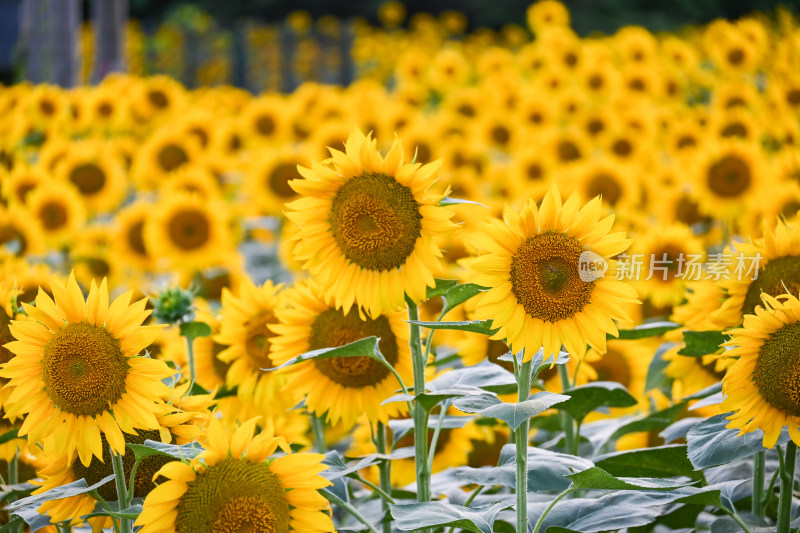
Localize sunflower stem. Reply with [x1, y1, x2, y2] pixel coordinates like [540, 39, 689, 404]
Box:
[406, 297, 431, 510]
[8, 450, 18, 485]
[311, 413, 327, 453]
[184, 334, 197, 391]
[110, 448, 132, 533]
[376, 421, 393, 533]
[752, 451, 765, 517]
[557, 364, 576, 455]
[778, 440, 797, 533]
[532, 486, 576, 533]
[514, 352, 533, 533]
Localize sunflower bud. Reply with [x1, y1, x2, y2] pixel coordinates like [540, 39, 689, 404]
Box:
[152, 286, 196, 324]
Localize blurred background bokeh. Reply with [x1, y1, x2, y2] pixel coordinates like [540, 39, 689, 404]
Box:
[2, 0, 800, 90]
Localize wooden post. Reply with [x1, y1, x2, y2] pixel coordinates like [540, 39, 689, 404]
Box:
[19, 0, 81, 87]
[92, 0, 128, 82]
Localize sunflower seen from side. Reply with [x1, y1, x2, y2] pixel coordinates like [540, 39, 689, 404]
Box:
[269, 279, 412, 429]
[466, 186, 639, 362]
[720, 292, 800, 448]
[286, 128, 455, 318]
[0, 273, 174, 466]
[135, 417, 334, 533]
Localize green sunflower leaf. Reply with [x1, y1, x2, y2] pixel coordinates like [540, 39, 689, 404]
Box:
[615, 321, 680, 340]
[83, 503, 144, 521]
[440, 283, 487, 318]
[438, 197, 489, 209]
[566, 466, 695, 491]
[453, 391, 569, 430]
[426, 279, 459, 300]
[127, 440, 204, 461]
[406, 320, 498, 336]
[0, 428, 19, 446]
[678, 330, 728, 356]
[390, 501, 510, 533]
[557, 381, 638, 422]
[179, 320, 212, 340]
[593, 444, 702, 480]
[686, 413, 789, 469]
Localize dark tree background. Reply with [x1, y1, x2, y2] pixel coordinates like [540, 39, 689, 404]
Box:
[129, 0, 800, 34]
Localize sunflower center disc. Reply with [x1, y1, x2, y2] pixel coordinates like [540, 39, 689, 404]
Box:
[128, 220, 148, 256]
[330, 172, 422, 272]
[707, 155, 751, 197]
[310, 307, 398, 388]
[753, 322, 800, 417]
[743, 256, 800, 316]
[176, 458, 290, 533]
[592, 348, 632, 388]
[168, 209, 211, 250]
[42, 322, 128, 416]
[267, 162, 299, 199]
[510, 232, 594, 322]
[69, 163, 106, 195]
[586, 173, 622, 206]
[158, 144, 188, 172]
[244, 312, 276, 370]
[40, 202, 68, 230]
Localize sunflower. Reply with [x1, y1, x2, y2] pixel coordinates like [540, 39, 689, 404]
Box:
[113, 202, 157, 272]
[563, 156, 640, 213]
[70, 225, 125, 289]
[240, 95, 290, 146]
[719, 293, 800, 448]
[215, 279, 290, 414]
[144, 191, 234, 272]
[630, 223, 705, 309]
[25, 181, 86, 246]
[269, 279, 412, 429]
[0, 273, 174, 466]
[243, 149, 309, 216]
[1, 163, 46, 205]
[34, 408, 206, 531]
[692, 140, 767, 221]
[132, 129, 203, 190]
[158, 164, 223, 202]
[191, 302, 229, 392]
[0, 205, 45, 258]
[286, 128, 455, 318]
[713, 219, 800, 328]
[465, 185, 639, 362]
[135, 417, 334, 533]
[526, 1, 570, 33]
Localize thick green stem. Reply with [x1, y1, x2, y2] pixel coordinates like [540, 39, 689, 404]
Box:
[532, 487, 576, 533]
[515, 353, 534, 533]
[752, 451, 765, 517]
[557, 364, 576, 455]
[8, 451, 18, 485]
[722, 508, 753, 533]
[778, 441, 797, 533]
[407, 297, 431, 507]
[311, 414, 328, 453]
[376, 422, 392, 533]
[110, 448, 131, 533]
[184, 335, 196, 389]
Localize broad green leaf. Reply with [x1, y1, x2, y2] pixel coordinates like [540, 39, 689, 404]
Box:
[440, 283, 486, 317]
[686, 413, 789, 469]
[406, 319, 498, 336]
[214, 384, 238, 399]
[659, 417, 705, 444]
[558, 382, 638, 422]
[390, 501, 509, 533]
[615, 321, 679, 340]
[0, 483, 35, 505]
[454, 391, 569, 430]
[268, 336, 391, 372]
[645, 342, 676, 397]
[188, 382, 209, 396]
[389, 416, 475, 447]
[83, 504, 144, 520]
[594, 445, 701, 480]
[566, 467, 694, 491]
[608, 402, 687, 443]
[678, 330, 727, 356]
[426, 279, 458, 300]
[134, 439, 204, 461]
[684, 381, 722, 400]
[179, 321, 212, 340]
[438, 197, 488, 208]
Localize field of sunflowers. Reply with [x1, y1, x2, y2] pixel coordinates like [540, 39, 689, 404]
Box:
[1, 0, 800, 531]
